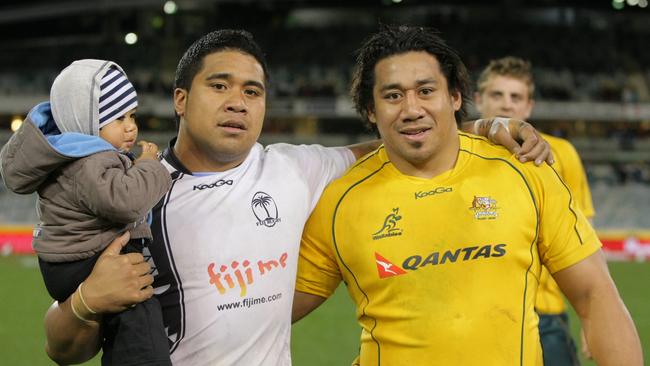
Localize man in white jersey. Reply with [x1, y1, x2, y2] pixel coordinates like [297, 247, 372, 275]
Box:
[42, 29, 552, 365]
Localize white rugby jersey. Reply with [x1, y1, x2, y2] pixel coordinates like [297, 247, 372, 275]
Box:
[147, 140, 355, 366]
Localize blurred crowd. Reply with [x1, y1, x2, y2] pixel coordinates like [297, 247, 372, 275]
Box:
[1, 21, 649, 104]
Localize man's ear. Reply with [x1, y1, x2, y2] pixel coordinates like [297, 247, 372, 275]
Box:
[174, 88, 188, 118]
[367, 107, 377, 124]
[452, 90, 462, 112]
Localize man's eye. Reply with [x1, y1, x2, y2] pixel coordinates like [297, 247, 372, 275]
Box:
[245, 89, 260, 96]
[420, 88, 434, 95]
[212, 84, 226, 90]
[384, 93, 401, 100]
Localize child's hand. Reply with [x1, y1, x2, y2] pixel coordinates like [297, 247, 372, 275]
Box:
[135, 140, 160, 162]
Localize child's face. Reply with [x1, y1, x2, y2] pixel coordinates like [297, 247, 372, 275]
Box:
[99, 108, 138, 152]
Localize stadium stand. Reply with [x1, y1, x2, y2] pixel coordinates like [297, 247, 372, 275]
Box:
[0, 0, 648, 258]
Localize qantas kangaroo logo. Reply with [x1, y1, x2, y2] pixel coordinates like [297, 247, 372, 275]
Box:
[375, 252, 406, 279]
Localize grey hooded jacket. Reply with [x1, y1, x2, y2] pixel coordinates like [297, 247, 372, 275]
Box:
[0, 61, 171, 262]
[1, 105, 171, 262]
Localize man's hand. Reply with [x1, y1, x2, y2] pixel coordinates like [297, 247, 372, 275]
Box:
[82, 232, 154, 313]
[44, 232, 155, 364]
[471, 118, 554, 166]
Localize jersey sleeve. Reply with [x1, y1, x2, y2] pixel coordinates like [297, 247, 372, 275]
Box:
[296, 188, 343, 298]
[266, 143, 355, 211]
[532, 163, 601, 274]
[555, 140, 595, 218]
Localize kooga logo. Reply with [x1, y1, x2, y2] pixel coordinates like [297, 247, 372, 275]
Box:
[193, 179, 233, 191]
[415, 186, 452, 200]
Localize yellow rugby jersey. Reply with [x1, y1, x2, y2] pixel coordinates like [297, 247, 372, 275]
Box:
[536, 133, 596, 314]
[544, 133, 595, 219]
[297, 132, 601, 366]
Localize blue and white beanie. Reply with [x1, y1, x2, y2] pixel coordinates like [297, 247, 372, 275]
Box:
[98, 67, 138, 129]
[50, 59, 139, 136]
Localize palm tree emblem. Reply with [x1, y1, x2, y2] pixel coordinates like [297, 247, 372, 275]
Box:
[251, 191, 279, 227]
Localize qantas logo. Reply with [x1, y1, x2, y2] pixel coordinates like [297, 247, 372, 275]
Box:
[375, 252, 407, 278]
[403, 244, 507, 270]
[374, 244, 507, 278]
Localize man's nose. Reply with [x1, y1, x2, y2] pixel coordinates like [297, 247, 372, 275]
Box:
[501, 96, 515, 110]
[225, 90, 247, 113]
[402, 91, 424, 122]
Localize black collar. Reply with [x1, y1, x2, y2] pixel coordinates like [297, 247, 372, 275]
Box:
[162, 137, 192, 174]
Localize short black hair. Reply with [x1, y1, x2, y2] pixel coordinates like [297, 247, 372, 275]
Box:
[174, 29, 268, 92]
[350, 25, 471, 132]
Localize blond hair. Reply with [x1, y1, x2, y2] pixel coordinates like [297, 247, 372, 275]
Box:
[477, 56, 535, 98]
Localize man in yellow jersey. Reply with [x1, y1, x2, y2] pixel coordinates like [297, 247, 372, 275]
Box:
[474, 56, 595, 365]
[292, 25, 642, 366]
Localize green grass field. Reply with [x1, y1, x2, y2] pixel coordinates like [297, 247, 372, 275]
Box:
[1, 256, 647, 365]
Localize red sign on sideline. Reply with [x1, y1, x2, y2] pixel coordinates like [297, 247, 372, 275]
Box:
[599, 230, 650, 262]
[0, 226, 34, 255]
[0, 226, 649, 261]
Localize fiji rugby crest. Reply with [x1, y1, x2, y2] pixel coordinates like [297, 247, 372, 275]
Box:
[251, 191, 281, 227]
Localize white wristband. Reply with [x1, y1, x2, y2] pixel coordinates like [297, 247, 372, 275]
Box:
[489, 117, 510, 137]
[473, 119, 484, 135]
[78, 282, 97, 314]
[70, 292, 99, 324]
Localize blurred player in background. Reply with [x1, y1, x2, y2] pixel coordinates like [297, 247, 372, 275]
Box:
[475, 56, 595, 365]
